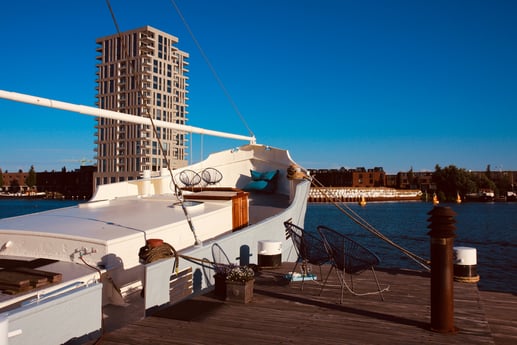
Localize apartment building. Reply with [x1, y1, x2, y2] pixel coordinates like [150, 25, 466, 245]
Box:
[94, 26, 189, 188]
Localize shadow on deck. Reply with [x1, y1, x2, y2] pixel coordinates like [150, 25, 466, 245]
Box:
[91, 263, 517, 345]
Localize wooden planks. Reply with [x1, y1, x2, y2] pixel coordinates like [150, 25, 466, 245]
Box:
[91, 264, 516, 345]
[0, 267, 62, 294]
[169, 267, 193, 304]
[479, 290, 517, 345]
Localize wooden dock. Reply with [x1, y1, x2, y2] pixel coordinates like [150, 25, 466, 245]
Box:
[91, 263, 516, 345]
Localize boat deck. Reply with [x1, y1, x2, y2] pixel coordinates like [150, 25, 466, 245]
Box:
[87, 263, 517, 345]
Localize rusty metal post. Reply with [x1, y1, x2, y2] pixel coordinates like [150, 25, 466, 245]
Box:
[427, 206, 458, 333]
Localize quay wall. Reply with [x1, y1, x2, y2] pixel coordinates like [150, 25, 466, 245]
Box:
[308, 187, 423, 202]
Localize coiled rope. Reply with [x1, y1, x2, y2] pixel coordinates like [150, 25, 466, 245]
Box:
[311, 177, 430, 271]
[137, 242, 226, 273]
[138, 242, 180, 274]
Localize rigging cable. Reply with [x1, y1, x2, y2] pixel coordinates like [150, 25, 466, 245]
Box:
[311, 176, 430, 271]
[104, 0, 201, 245]
[168, 0, 255, 138]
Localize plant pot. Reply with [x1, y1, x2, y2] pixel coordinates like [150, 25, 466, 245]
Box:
[214, 274, 227, 299]
[225, 279, 254, 303]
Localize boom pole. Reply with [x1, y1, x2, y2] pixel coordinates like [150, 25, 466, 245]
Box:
[0, 89, 256, 144]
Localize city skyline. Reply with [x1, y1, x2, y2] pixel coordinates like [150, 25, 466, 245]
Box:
[1, 1, 516, 174]
[1, 161, 513, 176]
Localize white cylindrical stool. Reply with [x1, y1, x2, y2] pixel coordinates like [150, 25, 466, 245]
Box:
[141, 170, 152, 196]
[453, 246, 480, 283]
[156, 168, 170, 194]
[257, 240, 282, 268]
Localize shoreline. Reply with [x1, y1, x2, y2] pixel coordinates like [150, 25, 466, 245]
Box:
[308, 186, 423, 203]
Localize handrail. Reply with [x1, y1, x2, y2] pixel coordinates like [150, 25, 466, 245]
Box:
[20, 281, 95, 307]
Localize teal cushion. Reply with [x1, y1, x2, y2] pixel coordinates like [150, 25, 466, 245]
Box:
[250, 169, 263, 181]
[245, 170, 279, 193]
[261, 170, 278, 181]
[250, 169, 278, 181]
[243, 180, 269, 191]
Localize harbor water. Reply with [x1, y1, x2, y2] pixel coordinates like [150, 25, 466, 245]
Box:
[0, 199, 80, 219]
[306, 201, 517, 293]
[1, 199, 515, 293]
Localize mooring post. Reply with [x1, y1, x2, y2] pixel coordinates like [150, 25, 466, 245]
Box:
[427, 206, 458, 333]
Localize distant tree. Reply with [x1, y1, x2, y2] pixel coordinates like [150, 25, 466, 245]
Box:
[494, 174, 512, 195]
[485, 164, 492, 180]
[26, 165, 37, 189]
[61, 166, 67, 173]
[433, 164, 476, 201]
[472, 173, 497, 194]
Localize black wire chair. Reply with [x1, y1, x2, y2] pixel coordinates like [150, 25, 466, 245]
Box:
[211, 242, 232, 271]
[201, 167, 223, 186]
[179, 169, 202, 190]
[284, 221, 329, 290]
[211, 243, 232, 298]
[317, 225, 387, 302]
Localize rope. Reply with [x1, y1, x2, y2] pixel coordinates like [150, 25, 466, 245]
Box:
[311, 177, 430, 271]
[137, 244, 225, 273]
[80, 255, 103, 281]
[139, 242, 180, 273]
[179, 254, 223, 271]
[168, 0, 255, 139]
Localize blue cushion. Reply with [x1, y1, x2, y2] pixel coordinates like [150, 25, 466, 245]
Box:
[250, 169, 278, 181]
[250, 170, 263, 181]
[243, 180, 269, 191]
[261, 170, 278, 181]
[246, 169, 279, 193]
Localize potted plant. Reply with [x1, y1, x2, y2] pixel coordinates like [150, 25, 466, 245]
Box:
[213, 264, 231, 299]
[225, 265, 255, 303]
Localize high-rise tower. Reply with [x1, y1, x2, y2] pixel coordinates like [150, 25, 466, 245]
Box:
[94, 26, 189, 188]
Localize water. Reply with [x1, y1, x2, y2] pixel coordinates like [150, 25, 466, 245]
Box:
[1, 199, 515, 293]
[305, 201, 517, 293]
[0, 199, 80, 219]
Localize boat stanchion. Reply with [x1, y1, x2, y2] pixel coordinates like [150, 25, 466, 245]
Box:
[453, 247, 480, 283]
[427, 206, 458, 333]
[257, 240, 282, 268]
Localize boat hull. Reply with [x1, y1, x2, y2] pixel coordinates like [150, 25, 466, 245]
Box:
[0, 144, 310, 344]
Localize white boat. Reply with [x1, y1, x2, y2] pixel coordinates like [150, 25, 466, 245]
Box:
[465, 189, 495, 202]
[0, 90, 311, 344]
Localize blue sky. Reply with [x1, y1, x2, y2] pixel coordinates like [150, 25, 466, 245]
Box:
[1, 0, 516, 174]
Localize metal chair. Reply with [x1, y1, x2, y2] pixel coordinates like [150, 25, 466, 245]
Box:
[211, 242, 232, 270]
[317, 225, 387, 302]
[284, 221, 329, 290]
[201, 168, 223, 186]
[211, 243, 232, 298]
[179, 169, 202, 190]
